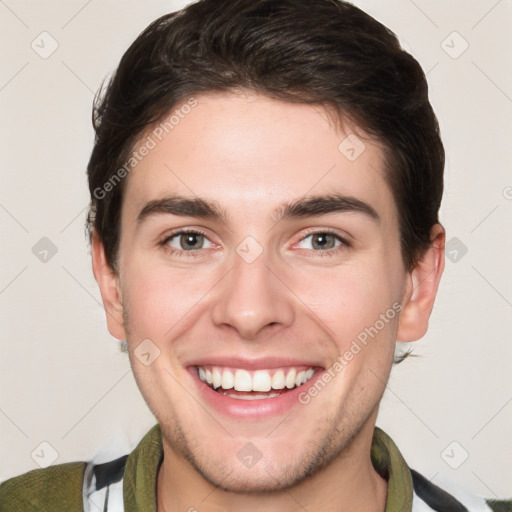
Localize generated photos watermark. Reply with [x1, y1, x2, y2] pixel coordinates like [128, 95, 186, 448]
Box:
[93, 97, 198, 200]
[298, 301, 403, 405]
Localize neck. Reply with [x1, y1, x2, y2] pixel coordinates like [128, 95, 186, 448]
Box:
[157, 417, 387, 512]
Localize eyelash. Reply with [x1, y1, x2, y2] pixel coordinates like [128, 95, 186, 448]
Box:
[159, 228, 211, 259]
[298, 228, 351, 256]
[159, 228, 351, 258]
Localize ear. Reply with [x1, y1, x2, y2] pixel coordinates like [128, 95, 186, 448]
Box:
[91, 230, 127, 340]
[396, 224, 445, 342]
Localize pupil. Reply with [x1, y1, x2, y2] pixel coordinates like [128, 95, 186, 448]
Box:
[181, 233, 202, 250]
[313, 234, 333, 250]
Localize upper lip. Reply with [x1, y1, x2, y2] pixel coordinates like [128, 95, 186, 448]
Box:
[187, 356, 324, 371]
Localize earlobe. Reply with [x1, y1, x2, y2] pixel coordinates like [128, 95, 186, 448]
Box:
[396, 224, 446, 343]
[91, 231, 127, 340]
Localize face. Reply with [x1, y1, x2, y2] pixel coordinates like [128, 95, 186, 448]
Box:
[94, 91, 442, 492]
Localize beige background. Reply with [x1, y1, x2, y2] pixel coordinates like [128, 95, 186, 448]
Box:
[1, 0, 511, 500]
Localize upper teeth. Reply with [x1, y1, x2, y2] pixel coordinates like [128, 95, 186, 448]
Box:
[198, 366, 315, 392]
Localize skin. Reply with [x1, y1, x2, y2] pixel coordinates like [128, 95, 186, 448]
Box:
[92, 91, 445, 512]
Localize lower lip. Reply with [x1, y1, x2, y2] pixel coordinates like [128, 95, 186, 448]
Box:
[189, 368, 324, 420]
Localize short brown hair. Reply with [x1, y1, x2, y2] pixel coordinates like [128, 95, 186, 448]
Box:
[86, 0, 444, 273]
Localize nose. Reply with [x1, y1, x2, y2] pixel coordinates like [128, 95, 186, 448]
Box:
[210, 249, 295, 340]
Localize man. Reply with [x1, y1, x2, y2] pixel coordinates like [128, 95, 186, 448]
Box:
[0, 0, 509, 510]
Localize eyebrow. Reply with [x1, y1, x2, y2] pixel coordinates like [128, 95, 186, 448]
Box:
[275, 194, 380, 224]
[136, 194, 380, 226]
[137, 196, 226, 225]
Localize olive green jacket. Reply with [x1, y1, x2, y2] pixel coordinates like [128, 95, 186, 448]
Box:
[0, 425, 510, 511]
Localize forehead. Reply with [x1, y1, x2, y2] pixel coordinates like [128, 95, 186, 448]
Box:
[122, 91, 396, 227]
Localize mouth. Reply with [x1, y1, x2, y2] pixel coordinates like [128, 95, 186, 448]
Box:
[188, 361, 324, 419]
[195, 365, 317, 400]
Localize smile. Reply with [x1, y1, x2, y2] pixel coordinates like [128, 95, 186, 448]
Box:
[196, 365, 316, 400]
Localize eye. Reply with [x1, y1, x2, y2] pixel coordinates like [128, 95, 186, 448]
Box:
[296, 232, 346, 251]
[163, 230, 214, 251]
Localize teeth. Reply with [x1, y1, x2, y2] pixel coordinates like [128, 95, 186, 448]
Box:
[221, 369, 234, 390]
[271, 370, 285, 389]
[197, 365, 316, 393]
[212, 368, 222, 389]
[285, 368, 296, 389]
[221, 390, 281, 400]
[234, 369, 252, 391]
[252, 371, 272, 392]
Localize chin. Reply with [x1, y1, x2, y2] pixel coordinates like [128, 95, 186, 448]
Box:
[198, 460, 305, 494]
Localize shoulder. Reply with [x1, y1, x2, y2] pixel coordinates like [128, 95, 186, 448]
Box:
[0, 461, 86, 511]
[0, 424, 160, 512]
[410, 468, 512, 512]
[373, 427, 511, 512]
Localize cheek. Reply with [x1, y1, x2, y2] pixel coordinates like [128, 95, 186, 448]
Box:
[287, 259, 399, 344]
[121, 259, 218, 338]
